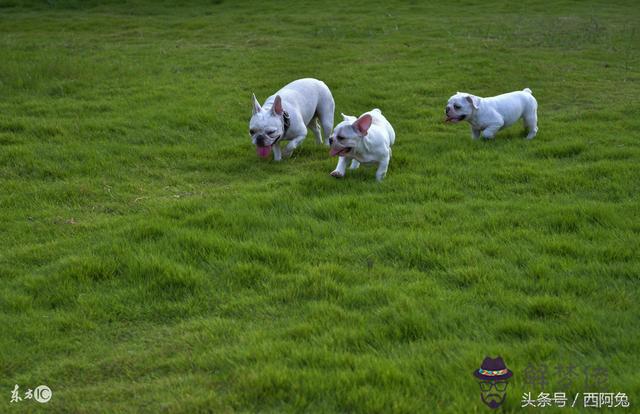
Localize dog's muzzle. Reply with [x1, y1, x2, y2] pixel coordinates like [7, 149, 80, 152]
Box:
[255, 134, 280, 147]
[445, 114, 466, 123]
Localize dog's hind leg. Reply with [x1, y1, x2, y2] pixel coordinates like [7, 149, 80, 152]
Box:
[375, 155, 390, 182]
[524, 111, 538, 139]
[317, 101, 335, 147]
[308, 117, 323, 145]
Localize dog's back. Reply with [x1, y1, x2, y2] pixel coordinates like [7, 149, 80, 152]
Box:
[519, 88, 537, 109]
[270, 78, 335, 135]
[369, 108, 395, 147]
[487, 88, 536, 105]
[483, 89, 537, 126]
[276, 78, 330, 109]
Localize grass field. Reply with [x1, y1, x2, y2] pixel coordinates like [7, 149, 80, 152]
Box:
[1, 0, 639, 412]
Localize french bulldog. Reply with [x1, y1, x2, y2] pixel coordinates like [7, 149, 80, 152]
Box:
[249, 78, 335, 161]
[445, 88, 538, 139]
[329, 109, 395, 181]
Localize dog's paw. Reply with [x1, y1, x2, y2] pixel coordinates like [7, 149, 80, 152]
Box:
[330, 170, 344, 178]
[282, 147, 295, 158]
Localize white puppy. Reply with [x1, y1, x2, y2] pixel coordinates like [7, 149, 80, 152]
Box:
[249, 78, 335, 161]
[329, 109, 395, 181]
[445, 88, 538, 139]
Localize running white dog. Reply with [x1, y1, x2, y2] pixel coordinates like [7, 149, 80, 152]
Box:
[329, 109, 395, 181]
[445, 88, 538, 139]
[249, 78, 335, 160]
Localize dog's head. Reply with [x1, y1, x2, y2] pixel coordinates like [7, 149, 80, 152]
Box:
[329, 113, 372, 157]
[445, 92, 480, 123]
[249, 94, 286, 158]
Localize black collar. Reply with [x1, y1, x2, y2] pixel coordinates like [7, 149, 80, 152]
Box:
[282, 111, 290, 136]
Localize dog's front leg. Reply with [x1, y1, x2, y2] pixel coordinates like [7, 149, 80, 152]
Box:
[330, 156, 348, 178]
[272, 142, 282, 161]
[375, 155, 390, 182]
[481, 123, 503, 139]
[282, 135, 306, 158]
[349, 160, 360, 170]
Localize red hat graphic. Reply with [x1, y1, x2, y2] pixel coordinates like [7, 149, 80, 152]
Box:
[474, 356, 513, 381]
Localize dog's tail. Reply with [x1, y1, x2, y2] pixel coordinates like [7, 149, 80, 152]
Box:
[523, 87, 532, 94]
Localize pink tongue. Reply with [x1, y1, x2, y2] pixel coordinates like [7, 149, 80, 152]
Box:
[330, 147, 342, 157]
[257, 145, 272, 158]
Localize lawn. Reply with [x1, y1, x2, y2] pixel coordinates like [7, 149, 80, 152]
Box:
[1, 0, 639, 412]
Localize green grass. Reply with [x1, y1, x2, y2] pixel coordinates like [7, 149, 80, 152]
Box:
[1, 0, 639, 412]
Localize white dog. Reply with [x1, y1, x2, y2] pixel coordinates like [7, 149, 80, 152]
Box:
[445, 88, 538, 139]
[249, 78, 335, 161]
[329, 109, 395, 181]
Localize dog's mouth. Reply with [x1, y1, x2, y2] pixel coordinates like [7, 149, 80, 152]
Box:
[256, 144, 272, 158]
[330, 146, 352, 157]
[445, 114, 466, 123]
[255, 135, 281, 159]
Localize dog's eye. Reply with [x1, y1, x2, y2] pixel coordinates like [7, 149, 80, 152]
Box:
[453, 104, 461, 110]
[267, 130, 278, 136]
[337, 136, 345, 141]
[250, 129, 256, 135]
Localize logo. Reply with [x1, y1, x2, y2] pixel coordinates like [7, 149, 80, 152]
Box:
[10, 384, 52, 404]
[474, 356, 513, 409]
[33, 385, 52, 403]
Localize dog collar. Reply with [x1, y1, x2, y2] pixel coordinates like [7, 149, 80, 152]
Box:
[282, 111, 290, 136]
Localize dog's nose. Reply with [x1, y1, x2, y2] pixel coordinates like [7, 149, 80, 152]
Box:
[256, 135, 265, 146]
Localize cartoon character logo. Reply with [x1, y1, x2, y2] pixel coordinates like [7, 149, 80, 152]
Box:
[474, 356, 513, 409]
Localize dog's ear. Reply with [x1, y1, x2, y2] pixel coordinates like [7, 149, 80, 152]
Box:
[466, 95, 480, 110]
[353, 114, 372, 136]
[272, 95, 284, 116]
[252, 94, 261, 115]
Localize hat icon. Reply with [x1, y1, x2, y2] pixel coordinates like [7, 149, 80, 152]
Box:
[473, 356, 513, 381]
